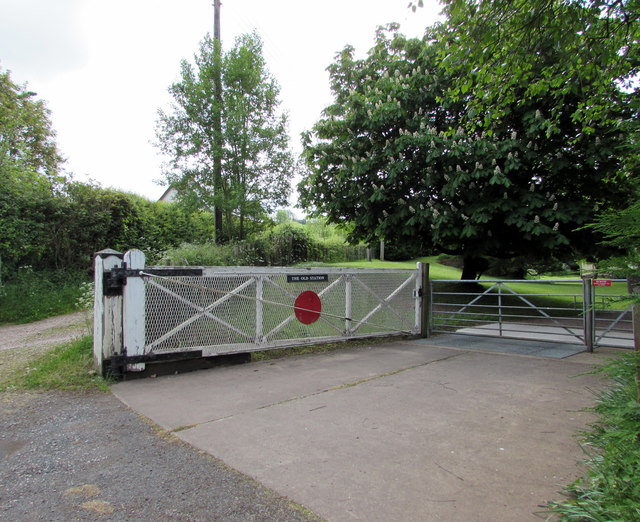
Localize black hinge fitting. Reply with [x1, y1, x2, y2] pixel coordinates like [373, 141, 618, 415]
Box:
[103, 266, 204, 296]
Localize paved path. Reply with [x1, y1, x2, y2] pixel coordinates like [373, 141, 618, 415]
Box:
[113, 338, 612, 521]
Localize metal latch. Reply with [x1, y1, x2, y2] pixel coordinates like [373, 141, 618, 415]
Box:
[103, 266, 204, 296]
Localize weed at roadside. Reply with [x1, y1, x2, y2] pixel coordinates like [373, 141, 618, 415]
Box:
[1, 336, 110, 392]
[548, 353, 640, 520]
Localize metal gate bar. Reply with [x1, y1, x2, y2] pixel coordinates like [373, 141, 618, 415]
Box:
[430, 278, 633, 350]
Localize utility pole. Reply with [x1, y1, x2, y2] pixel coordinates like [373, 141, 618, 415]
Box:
[213, 0, 224, 243]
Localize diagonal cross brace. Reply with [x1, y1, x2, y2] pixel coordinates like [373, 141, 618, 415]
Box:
[350, 274, 416, 334]
[145, 277, 255, 351]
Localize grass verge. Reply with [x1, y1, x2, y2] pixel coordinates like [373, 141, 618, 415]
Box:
[548, 352, 640, 520]
[0, 336, 110, 392]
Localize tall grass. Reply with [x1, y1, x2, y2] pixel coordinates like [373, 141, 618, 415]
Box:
[548, 353, 640, 520]
[0, 268, 91, 324]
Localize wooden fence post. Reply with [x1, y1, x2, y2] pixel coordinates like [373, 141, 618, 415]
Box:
[122, 249, 146, 372]
[93, 249, 124, 374]
[418, 262, 430, 338]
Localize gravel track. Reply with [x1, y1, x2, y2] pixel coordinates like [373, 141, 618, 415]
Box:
[0, 312, 89, 387]
[0, 316, 316, 521]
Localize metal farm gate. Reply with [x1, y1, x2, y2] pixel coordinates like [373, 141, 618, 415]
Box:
[93, 250, 427, 376]
[430, 278, 634, 351]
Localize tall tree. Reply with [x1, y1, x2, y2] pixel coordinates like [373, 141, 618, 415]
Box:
[0, 68, 64, 271]
[436, 0, 640, 133]
[222, 33, 293, 239]
[155, 33, 294, 241]
[298, 26, 635, 278]
[0, 69, 64, 188]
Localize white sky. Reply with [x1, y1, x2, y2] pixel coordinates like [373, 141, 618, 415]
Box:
[0, 0, 443, 205]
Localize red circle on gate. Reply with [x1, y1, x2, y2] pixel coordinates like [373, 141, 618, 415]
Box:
[294, 291, 322, 325]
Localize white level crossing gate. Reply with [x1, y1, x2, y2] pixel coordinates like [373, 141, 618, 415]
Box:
[93, 250, 426, 376]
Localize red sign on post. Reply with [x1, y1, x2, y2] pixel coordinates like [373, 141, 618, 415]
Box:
[592, 279, 612, 287]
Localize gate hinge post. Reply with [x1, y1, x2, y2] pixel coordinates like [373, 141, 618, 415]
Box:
[582, 278, 595, 352]
[417, 262, 430, 338]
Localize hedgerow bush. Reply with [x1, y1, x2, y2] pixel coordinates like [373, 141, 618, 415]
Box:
[158, 223, 368, 266]
[0, 267, 89, 324]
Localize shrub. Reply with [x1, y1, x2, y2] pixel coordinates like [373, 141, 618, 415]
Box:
[157, 242, 236, 266]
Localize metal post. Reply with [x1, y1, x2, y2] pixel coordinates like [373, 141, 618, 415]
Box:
[583, 278, 594, 352]
[256, 276, 264, 344]
[498, 283, 503, 337]
[628, 276, 640, 402]
[345, 274, 352, 336]
[418, 262, 430, 338]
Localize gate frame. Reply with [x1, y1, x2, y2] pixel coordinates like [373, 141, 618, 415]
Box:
[429, 277, 633, 351]
[94, 250, 429, 376]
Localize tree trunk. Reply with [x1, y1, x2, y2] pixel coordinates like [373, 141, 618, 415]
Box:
[461, 256, 487, 280]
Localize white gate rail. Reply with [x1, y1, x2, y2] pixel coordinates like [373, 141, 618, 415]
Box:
[94, 250, 427, 376]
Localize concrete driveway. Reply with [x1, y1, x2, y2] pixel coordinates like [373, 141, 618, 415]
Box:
[112, 337, 611, 521]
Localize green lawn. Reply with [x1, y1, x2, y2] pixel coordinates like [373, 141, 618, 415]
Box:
[301, 256, 462, 280]
[304, 257, 631, 312]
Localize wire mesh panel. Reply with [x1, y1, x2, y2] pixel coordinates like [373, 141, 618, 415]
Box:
[142, 266, 421, 357]
[145, 275, 258, 354]
[349, 273, 417, 335]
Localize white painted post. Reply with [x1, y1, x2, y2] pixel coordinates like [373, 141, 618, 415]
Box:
[93, 250, 124, 374]
[256, 276, 264, 344]
[122, 249, 146, 371]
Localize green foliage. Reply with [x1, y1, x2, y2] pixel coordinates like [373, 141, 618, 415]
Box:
[266, 223, 312, 265]
[158, 242, 238, 266]
[438, 0, 640, 135]
[588, 201, 640, 285]
[0, 268, 89, 324]
[584, 200, 640, 306]
[2, 336, 109, 391]
[275, 209, 296, 224]
[549, 353, 640, 520]
[155, 32, 294, 241]
[0, 174, 217, 275]
[299, 24, 635, 279]
[0, 68, 63, 186]
[159, 222, 368, 267]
